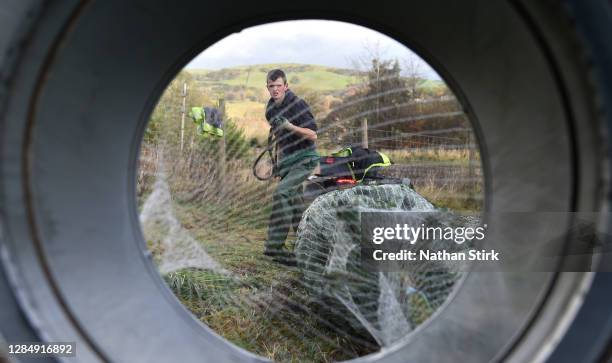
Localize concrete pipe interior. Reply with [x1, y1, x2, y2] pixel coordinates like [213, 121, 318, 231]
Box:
[0, 1, 611, 363]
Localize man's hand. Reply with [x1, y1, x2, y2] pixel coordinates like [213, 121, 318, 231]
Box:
[270, 116, 317, 141]
[270, 116, 291, 131]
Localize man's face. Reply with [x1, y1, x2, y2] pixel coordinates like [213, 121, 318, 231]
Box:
[267, 77, 288, 103]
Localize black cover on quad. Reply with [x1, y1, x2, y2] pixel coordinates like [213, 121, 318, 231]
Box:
[303, 146, 403, 205]
[318, 146, 390, 181]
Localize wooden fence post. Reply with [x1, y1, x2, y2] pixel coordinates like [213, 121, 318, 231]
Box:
[180, 82, 187, 154]
[361, 118, 368, 149]
[218, 98, 226, 195]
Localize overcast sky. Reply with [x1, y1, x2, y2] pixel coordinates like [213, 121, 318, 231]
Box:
[185, 20, 440, 79]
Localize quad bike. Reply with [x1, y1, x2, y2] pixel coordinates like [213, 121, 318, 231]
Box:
[252, 126, 412, 205]
[301, 145, 413, 205]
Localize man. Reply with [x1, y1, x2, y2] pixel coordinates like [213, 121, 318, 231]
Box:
[263, 69, 319, 265]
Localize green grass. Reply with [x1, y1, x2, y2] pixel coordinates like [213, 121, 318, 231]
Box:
[190, 63, 359, 92]
[189, 63, 446, 95]
[145, 170, 478, 361]
[226, 100, 264, 118]
[417, 79, 444, 89]
[288, 70, 355, 91]
[225, 101, 269, 141]
[155, 199, 376, 363]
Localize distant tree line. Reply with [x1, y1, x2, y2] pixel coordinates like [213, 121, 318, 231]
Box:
[319, 57, 466, 149]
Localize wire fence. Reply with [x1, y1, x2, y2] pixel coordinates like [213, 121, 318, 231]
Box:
[320, 122, 483, 210]
[138, 87, 485, 362]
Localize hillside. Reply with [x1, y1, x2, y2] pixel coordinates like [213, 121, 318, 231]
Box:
[184, 64, 448, 143]
[189, 63, 360, 92]
[187, 63, 444, 94]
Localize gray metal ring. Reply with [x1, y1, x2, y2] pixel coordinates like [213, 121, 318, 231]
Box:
[0, 1, 610, 362]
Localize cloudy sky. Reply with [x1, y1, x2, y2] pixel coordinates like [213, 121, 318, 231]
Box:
[185, 20, 440, 79]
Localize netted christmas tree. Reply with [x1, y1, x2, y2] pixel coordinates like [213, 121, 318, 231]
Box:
[295, 184, 477, 346]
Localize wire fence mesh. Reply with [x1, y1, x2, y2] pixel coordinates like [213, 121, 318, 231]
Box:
[318, 107, 483, 211]
[138, 76, 485, 363]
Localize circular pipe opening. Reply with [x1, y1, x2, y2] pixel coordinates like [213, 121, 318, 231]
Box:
[0, 2, 608, 363]
[137, 19, 484, 363]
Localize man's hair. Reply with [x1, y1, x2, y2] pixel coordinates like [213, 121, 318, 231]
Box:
[266, 69, 287, 84]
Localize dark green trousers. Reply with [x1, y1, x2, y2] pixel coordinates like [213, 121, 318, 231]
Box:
[265, 157, 318, 250]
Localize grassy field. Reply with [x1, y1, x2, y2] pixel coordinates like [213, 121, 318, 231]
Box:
[156, 198, 377, 363]
[225, 101, 269, 141]
[417, 79, 447, 94]
[226, 100, 264, 118]
[139, 145, 482, 362]
[188, 63, 448, 144]
[223, 69, 356, 91]
[188, 63, 445, 94]
[190, 63, 359, 92]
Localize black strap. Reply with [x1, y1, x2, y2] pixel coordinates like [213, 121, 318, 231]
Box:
[252, 129, 278, 181]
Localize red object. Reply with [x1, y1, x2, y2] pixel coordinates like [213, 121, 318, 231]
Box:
[336, 178, 357, 185]
[325, 157, 335, 164]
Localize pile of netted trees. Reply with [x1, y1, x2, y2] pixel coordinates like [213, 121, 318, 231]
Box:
[294, 184, 479, 347]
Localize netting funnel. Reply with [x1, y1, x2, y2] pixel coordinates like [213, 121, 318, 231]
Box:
[295, 184, 469, 346]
